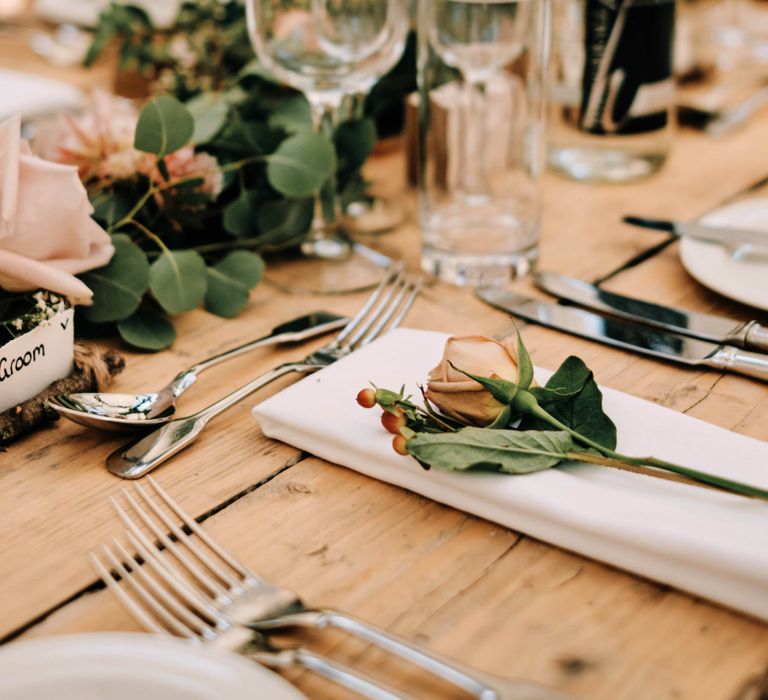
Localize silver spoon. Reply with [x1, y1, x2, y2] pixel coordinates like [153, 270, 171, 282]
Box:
[47, 311, 347, 433]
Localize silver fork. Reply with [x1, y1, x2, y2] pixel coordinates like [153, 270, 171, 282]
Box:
[92, 479, 572, 700]
[107, 266, 421, 479]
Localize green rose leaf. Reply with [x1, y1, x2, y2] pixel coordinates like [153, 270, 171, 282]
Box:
[134, 95, 194, 158]
[79, 234, 149, 323]
[186, 92, 230, 145]
[256, 197, 314, 249]
[149, 249, 207, 315]
[204, 251, 265, 318]
[406, 427, 573, 474]
[450, 364, 518, 405]
[529, 355, 591, 404]
[223, 189, 260, 239]
[524, 356, 617, 450]
[266, 132, 336, 198]
[515, 328, 534, 390]
[268, 95, 313, 133]
[117, 311, 176, 351]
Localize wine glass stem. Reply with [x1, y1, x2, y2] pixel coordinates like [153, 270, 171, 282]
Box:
[308, 95, 343, 239]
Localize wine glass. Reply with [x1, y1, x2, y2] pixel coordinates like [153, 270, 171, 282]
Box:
[246, 0, 409, 293]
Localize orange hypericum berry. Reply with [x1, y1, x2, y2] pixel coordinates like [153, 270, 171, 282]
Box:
[392, 434, 409, 455]
[356, 388, 377, 408]
[381, 409, 406, 434]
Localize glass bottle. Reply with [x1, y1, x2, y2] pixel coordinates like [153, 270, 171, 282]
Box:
[548, 0, 676, 183]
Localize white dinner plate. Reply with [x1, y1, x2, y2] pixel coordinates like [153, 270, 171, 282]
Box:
[33, 0, 180, 29]
[0, 633, 306, 700]
[680, 197, 768, 311]
[0, 69, 84, 122]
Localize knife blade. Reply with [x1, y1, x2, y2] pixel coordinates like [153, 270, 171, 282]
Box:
[533, 271, 768, 352]
[624, 215, 768, 248]
[476, 287, 768, 382]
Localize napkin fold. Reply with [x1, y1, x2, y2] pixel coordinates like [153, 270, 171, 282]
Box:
[254, 329, 768, 621]
[0, 69, 84, 123]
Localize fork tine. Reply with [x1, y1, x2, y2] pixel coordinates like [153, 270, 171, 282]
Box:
[359, 276, 421, 347]
[133, 483, 242, 589]
[101, 540, 207, 639]
[90, 551, 167, 636]
[94, 542, 203, 640]
[344, 268, 406, 348]
[147, 477, 252, 579]
[388, 278, 422, 332]
[115, 491, 227, 598]
[121, 527, 223, 624]
[332, 263, 404, 347]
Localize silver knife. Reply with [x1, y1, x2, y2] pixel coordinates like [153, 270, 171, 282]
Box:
[534, 271, 768, 353]
[476, 288, 768, 382]
[624, 215, 768, 248]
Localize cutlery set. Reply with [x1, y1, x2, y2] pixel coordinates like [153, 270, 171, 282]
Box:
[48, 266, 420, 476]
[93, 478, 569, 700]
[478, 272, 768, 382]
[47, 262, 766, 698]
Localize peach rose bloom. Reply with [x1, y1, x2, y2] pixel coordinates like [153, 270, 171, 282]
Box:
[425, 335, 521, 426]
[0, 115, 114, 304]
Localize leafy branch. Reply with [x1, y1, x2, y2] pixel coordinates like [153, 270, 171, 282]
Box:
[360, 332, 768, 502]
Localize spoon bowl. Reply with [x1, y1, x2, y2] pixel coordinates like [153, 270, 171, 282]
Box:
[48, 392, 177, 433]
[47, 311, 348, 433]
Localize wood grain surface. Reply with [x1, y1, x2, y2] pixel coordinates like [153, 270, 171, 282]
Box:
[1, 11, 768, 700]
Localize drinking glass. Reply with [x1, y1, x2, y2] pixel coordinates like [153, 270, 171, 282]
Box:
[246, 0, 409, 293]
[418, 0, 551, 286]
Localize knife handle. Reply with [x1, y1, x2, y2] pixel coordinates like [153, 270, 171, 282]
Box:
[744, 322, 768, 354]
[707, 346, 768, 382]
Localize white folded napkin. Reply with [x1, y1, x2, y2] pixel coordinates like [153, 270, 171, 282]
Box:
[0, 70, 84, 123]
[253, 329, 768, 621]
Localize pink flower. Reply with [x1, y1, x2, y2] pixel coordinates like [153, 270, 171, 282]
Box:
[37, 90, 152, 187]
[0, 115, 114, 304]
[153, 146, 223, 197]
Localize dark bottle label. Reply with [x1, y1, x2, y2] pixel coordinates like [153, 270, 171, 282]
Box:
[579, 0, 675, 136]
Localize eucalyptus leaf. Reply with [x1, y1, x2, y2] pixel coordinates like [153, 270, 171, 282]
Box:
[186, 92, 230, 145]
[406, 427, 573, 474]
[79, 234, 149, 323]
[204, 250, 264, 317]
[256, 197, 313, 248]
[214, 250, 265, 287]
[212, 113, 282, 155]
[266, 132, 336, 197]
[149, 249, 207, 315]
[117, 311, 176, 351]
[524, 356, 617, 450]
[223, 189, 260, 238]
[335, 118, 376, 173]
[204, 268, 249, 318]
[134, 95, 194, 158]
[91, 191, 133, 228]
[268, 95, 313, 133]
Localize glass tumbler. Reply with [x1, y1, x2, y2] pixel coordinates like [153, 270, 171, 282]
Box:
[417, 0, 552, 286]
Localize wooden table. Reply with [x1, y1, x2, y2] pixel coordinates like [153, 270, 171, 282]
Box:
[2, 19, 768, 700]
